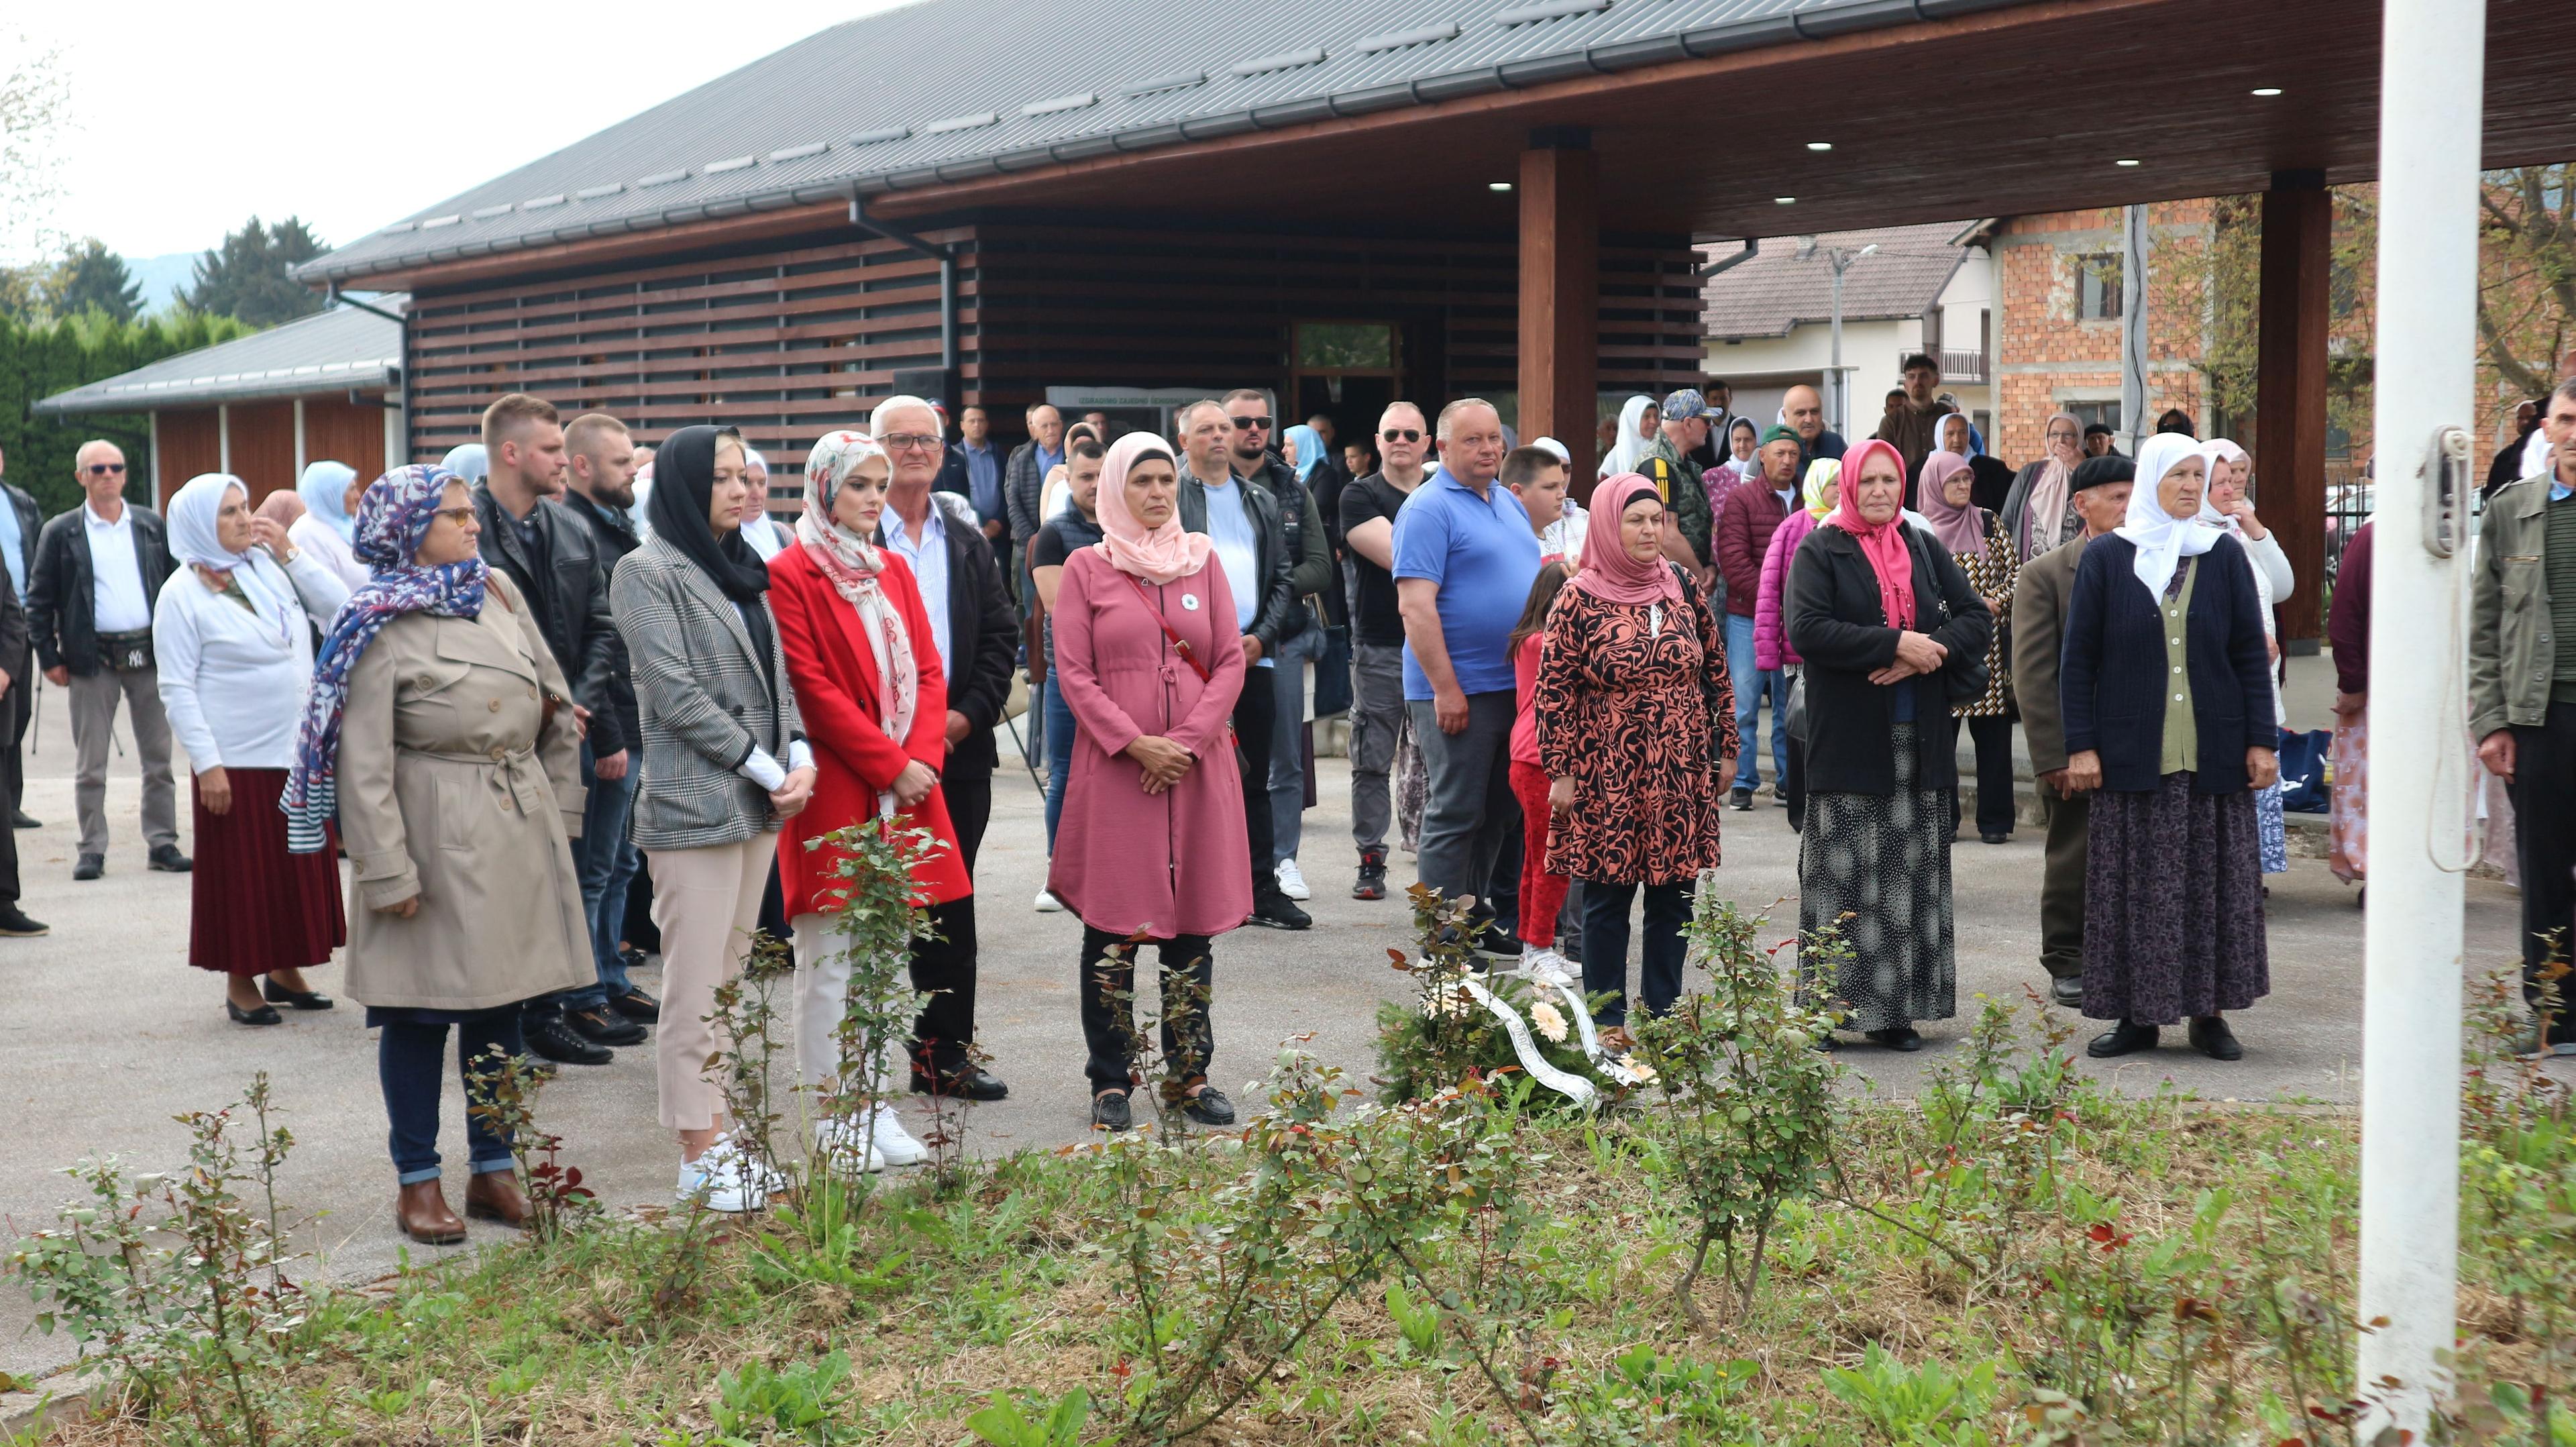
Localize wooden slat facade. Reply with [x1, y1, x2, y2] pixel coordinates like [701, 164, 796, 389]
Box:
[402, 217, 1705, 478]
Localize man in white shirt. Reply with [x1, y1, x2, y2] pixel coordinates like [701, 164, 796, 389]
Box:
[26, 440, 186, 879]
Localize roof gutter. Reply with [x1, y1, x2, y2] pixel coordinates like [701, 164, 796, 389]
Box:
[847, 188, 957, 375]
[294, 0, 2044, 288]
[329, 284, 411, 464]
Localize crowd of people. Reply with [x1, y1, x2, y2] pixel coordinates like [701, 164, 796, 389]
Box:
[9, 354, 2575, 1241]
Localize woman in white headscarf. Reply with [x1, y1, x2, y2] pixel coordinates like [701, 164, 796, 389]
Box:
[439, 443, 488, 486]
[2057, 433, 2277, 1064]
[1598, 394, 1660, 479]
[2197, 437, 2294, 874]
[291, 460, 372, 590]
[737, 446, 794, 559]
[151, 474, 352, 1024]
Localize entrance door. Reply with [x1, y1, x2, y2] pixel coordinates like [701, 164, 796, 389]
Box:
[1291, 321, 1402, 473]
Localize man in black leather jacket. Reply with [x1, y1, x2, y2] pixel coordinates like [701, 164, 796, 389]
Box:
[0, 445, 43, 830]
[1174, 398, 1309, 930]
[1220, 390, 1337, 907]
[466, 394, 633, 1066]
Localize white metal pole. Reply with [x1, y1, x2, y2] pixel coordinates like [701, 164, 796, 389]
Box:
[2356, 0, 2483, 1432]
[1830, 262, 1847, 437]
[2119, 205, 2147, 451]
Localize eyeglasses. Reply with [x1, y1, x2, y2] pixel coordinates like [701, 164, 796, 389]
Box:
[431, 506, 477, 526]
[85, 462, 127, 476]
[879, 432, 943, 453]
[1381, 428, 1422, 443]
[1230, 415, 1273, 431]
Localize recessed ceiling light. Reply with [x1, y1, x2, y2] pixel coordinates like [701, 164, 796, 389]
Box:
[2251, 87, 2282, 97]
[2115, 158, 2141, 166]
[1774, 196, 1796, 205]
[1489, 182, 1513, 192]
[1806, 141, 1832, 152]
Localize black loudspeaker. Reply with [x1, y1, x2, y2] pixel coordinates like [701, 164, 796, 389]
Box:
[891, 367, 956, 414]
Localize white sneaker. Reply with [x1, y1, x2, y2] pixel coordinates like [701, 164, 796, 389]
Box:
[1034, 887, 1065, 913]
[812, 1115, 886, 1173]
[676, 1136, 782, 1212]
[1275, 858, 1311, 900]
[1519, 947, 1576, 988]
[867, 1105, 930, 1167]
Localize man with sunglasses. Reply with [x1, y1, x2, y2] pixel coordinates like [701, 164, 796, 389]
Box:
[1335, 401, 1430, 900]
[29, 440, 186, 881]
[1222, 390, 1334, 909]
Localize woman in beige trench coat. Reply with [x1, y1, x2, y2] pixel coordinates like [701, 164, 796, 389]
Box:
[283, 464, 592, 1246]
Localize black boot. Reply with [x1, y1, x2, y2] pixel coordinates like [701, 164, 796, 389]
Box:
[2086, 1020, 2159, 1058]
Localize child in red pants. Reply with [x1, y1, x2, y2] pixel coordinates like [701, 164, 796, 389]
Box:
[1507, 562, 1574, 984]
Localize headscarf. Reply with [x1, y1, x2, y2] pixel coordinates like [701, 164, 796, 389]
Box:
[1824, 439, 1917, 631]
[1727, 417, 1760, 462]
[646, 425, 771, 602]
[1934, 413, 1978, 459]
[1529, 436, 1571, 466]
[297, 461, 360, 542]
[168, 472, 297, 643]
[1913, 451, 1983, 553]
[2194, 437, 2252, 529]
[1091, 432, 1212, 586]
[1284, 425, 1328, 485]
[2117, 432, 2220, 602]
[1572, 474, 1684, 608]
[2023, 411, 2086, 555]
[439, 443, 488, 485]
[1801, 458, 1841, 520]
[1600, 394, 1657, 478]
[281, 465, 491, 854]
[797, 429, 916, 748]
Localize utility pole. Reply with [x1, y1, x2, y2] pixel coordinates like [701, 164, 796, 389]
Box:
[2119, 205, 2149, 451]
[1802, 237, 1879, 437]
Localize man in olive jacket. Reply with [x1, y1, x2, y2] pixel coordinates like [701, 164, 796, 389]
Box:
[2010, 456, 2134, 1007]
[2471, 379, 2576, 1053]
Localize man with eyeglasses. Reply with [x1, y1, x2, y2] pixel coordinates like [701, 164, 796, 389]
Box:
[0, 445, 42, 832]
[1336, 401, 1430, 900]
[29, 439, 186, 881]
[1222, 389, 1334, 909]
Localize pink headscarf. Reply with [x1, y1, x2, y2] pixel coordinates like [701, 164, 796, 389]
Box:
[1573, 474, 1686, 608]
[1826, 439, 1918, 631]
[1913, 450, 1984, 554]
[1092, 432, 1212, 586]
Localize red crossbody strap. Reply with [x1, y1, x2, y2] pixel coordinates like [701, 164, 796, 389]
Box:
[1121, 572, 1214, 684]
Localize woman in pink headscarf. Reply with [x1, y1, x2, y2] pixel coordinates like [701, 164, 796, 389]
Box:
[1046, 431, 1250, 1133]
[1532, 474, 1735, 1028]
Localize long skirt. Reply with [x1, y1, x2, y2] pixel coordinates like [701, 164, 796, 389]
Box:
[190, 767, 345, 976]
[2083, 772, 2269, 1024]
[1796, 723, 1956, 1032]
[2256, 783, 2289, 874]
[2328, 712, 2367, 883]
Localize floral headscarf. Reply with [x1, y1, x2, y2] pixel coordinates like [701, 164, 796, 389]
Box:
[796, 430, 917, 747]
[1801, 458, 1841, 520]
[281, 464, 490, 854]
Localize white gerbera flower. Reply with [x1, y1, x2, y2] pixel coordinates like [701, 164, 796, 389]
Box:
[1529, 1000, 1569, 1044]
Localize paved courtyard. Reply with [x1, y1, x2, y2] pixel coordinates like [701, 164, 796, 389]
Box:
[0, 677, 2546, 1389]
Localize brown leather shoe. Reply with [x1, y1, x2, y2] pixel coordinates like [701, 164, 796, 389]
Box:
[464, 1170, 529, 1228]
[396, 1179, 465, 1244]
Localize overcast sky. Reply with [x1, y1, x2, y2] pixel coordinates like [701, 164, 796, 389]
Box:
[18, 0, 906, 262]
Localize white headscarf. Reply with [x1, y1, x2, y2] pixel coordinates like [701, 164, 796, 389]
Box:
[2193, 438, 2251, 527]
[168, 473, 295, 643]
[1599, 395, 1657, 478]
[2117, 433, 2220, 601]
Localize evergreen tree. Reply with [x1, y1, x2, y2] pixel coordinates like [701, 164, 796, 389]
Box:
[181, 216, 325, 327]
[51, 239, 141, 322]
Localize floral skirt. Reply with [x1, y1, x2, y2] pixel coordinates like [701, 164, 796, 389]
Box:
[2083, 773, 2269, 1024]
[2256, 783, 2288, 875]
[1796, 724, 1956, 1033]
[2328, 713, 2367, 883]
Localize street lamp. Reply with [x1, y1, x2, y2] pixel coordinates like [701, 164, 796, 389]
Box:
[1797, 237, 1879, 436]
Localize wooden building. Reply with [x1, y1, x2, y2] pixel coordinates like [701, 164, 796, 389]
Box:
[34, 300, 405, 510]
[293, 0, 2576, 641]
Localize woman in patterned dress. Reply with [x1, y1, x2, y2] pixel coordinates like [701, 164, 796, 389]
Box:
[1786, 440, 1992, 1051]
[2059, 434, 2276, 1063]
[1534, 475, 1734, 1028]
[2196, 438, 2296, 876]
[1917, 450, 2020, 844]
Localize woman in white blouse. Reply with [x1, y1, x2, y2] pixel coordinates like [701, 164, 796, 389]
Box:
[289, 460, 372, 591]
[153, 474, 354, 1025]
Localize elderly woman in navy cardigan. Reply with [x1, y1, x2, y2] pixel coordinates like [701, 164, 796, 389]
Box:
[2059, 433, 2277, 1063]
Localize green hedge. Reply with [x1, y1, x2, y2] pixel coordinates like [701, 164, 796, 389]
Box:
[0, 310, 252, 516]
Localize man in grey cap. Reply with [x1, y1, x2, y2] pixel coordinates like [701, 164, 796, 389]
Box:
[1639, 388, 1716, 593]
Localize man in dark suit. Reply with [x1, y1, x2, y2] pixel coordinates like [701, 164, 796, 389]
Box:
[28, 439, 186, 881]
[0, 520, 41, 935]
[0, 443, 44, 830]
[1001, 404, 1066, 606]
[873, 393, 1019, 1101]
[2010, 455, 2135, 1007]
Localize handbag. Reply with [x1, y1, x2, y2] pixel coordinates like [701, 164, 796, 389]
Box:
[1909, 529, 1992, 708]
[1784, 665, 1810, 744]
[2276, 727, 2332, 812]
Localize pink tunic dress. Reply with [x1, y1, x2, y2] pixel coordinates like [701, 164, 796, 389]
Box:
[1045, 546, 1251, 939]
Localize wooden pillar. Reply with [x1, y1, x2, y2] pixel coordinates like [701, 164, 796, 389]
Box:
[2256, 169, 2330, 645]
[1518, 127, 1597, 489]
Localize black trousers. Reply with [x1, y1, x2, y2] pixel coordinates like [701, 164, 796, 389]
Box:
[2510, 700, 2576, 1010]
[7, 652, 27, 813]
[908, 895, 981, 1077]
[1077, 925, 1215, 1091]
[0, 686, 20, 903]
[1579, 878, 1689, 1028]
[946, 763, 994, 877]
[1232, 665, 1279, 901]
[1784, 733, 1807, 831]
[1950, 714, 2017, 839]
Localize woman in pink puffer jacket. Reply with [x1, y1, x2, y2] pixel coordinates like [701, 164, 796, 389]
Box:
[1754, 458, 1837, 828]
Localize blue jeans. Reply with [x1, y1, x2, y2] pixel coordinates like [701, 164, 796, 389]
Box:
[562, 742, 640, 1011]
[380, 1011, 523, 1183]
[1042, 671, 1077, 852]
[1267, 627, 1327, 864]
[1725, 612, 1788, 792]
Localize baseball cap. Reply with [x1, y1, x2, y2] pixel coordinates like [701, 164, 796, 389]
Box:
[1660, 388, 1708, 422]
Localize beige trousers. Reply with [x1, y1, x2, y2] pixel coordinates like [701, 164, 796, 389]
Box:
[647, 836, 775, 1132]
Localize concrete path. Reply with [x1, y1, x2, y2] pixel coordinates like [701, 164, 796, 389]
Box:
[0, 677, 2550, 1388]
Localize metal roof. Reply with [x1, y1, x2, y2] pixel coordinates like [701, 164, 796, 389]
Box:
[299, 0, 2039, 285]
[1699, 224, 1968, 339]
[34, 299, 405, 416]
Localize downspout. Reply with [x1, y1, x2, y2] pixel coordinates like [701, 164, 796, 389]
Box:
[849, 187, 959, 376]
[328, 285, 411, 462]
[1695, 237, 1758, 280]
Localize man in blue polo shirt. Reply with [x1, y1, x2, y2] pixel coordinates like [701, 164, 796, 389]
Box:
[1392, 398, 1541, 935]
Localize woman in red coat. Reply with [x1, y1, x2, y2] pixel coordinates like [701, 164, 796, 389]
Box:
[770, 430, 971, 1172]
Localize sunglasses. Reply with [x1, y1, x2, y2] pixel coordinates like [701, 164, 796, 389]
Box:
[1230, 415, 1273, 431]
[431, 506, 478, 526]
[1381, 428, 1422, 443]
[85, 462, 127, 476]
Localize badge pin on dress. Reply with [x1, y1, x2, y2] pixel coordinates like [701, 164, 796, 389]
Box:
[1181, 593, 1200, 611]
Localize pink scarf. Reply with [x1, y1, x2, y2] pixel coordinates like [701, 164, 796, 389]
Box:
[1093, 432, 1212, 585]
[797, 431, 916, 747]
[2024, 410, 2083, 553]
[1913, 450, 1984, 555]
[1826, 439, 1918, 631]
[1572, 474, 1684, 608]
